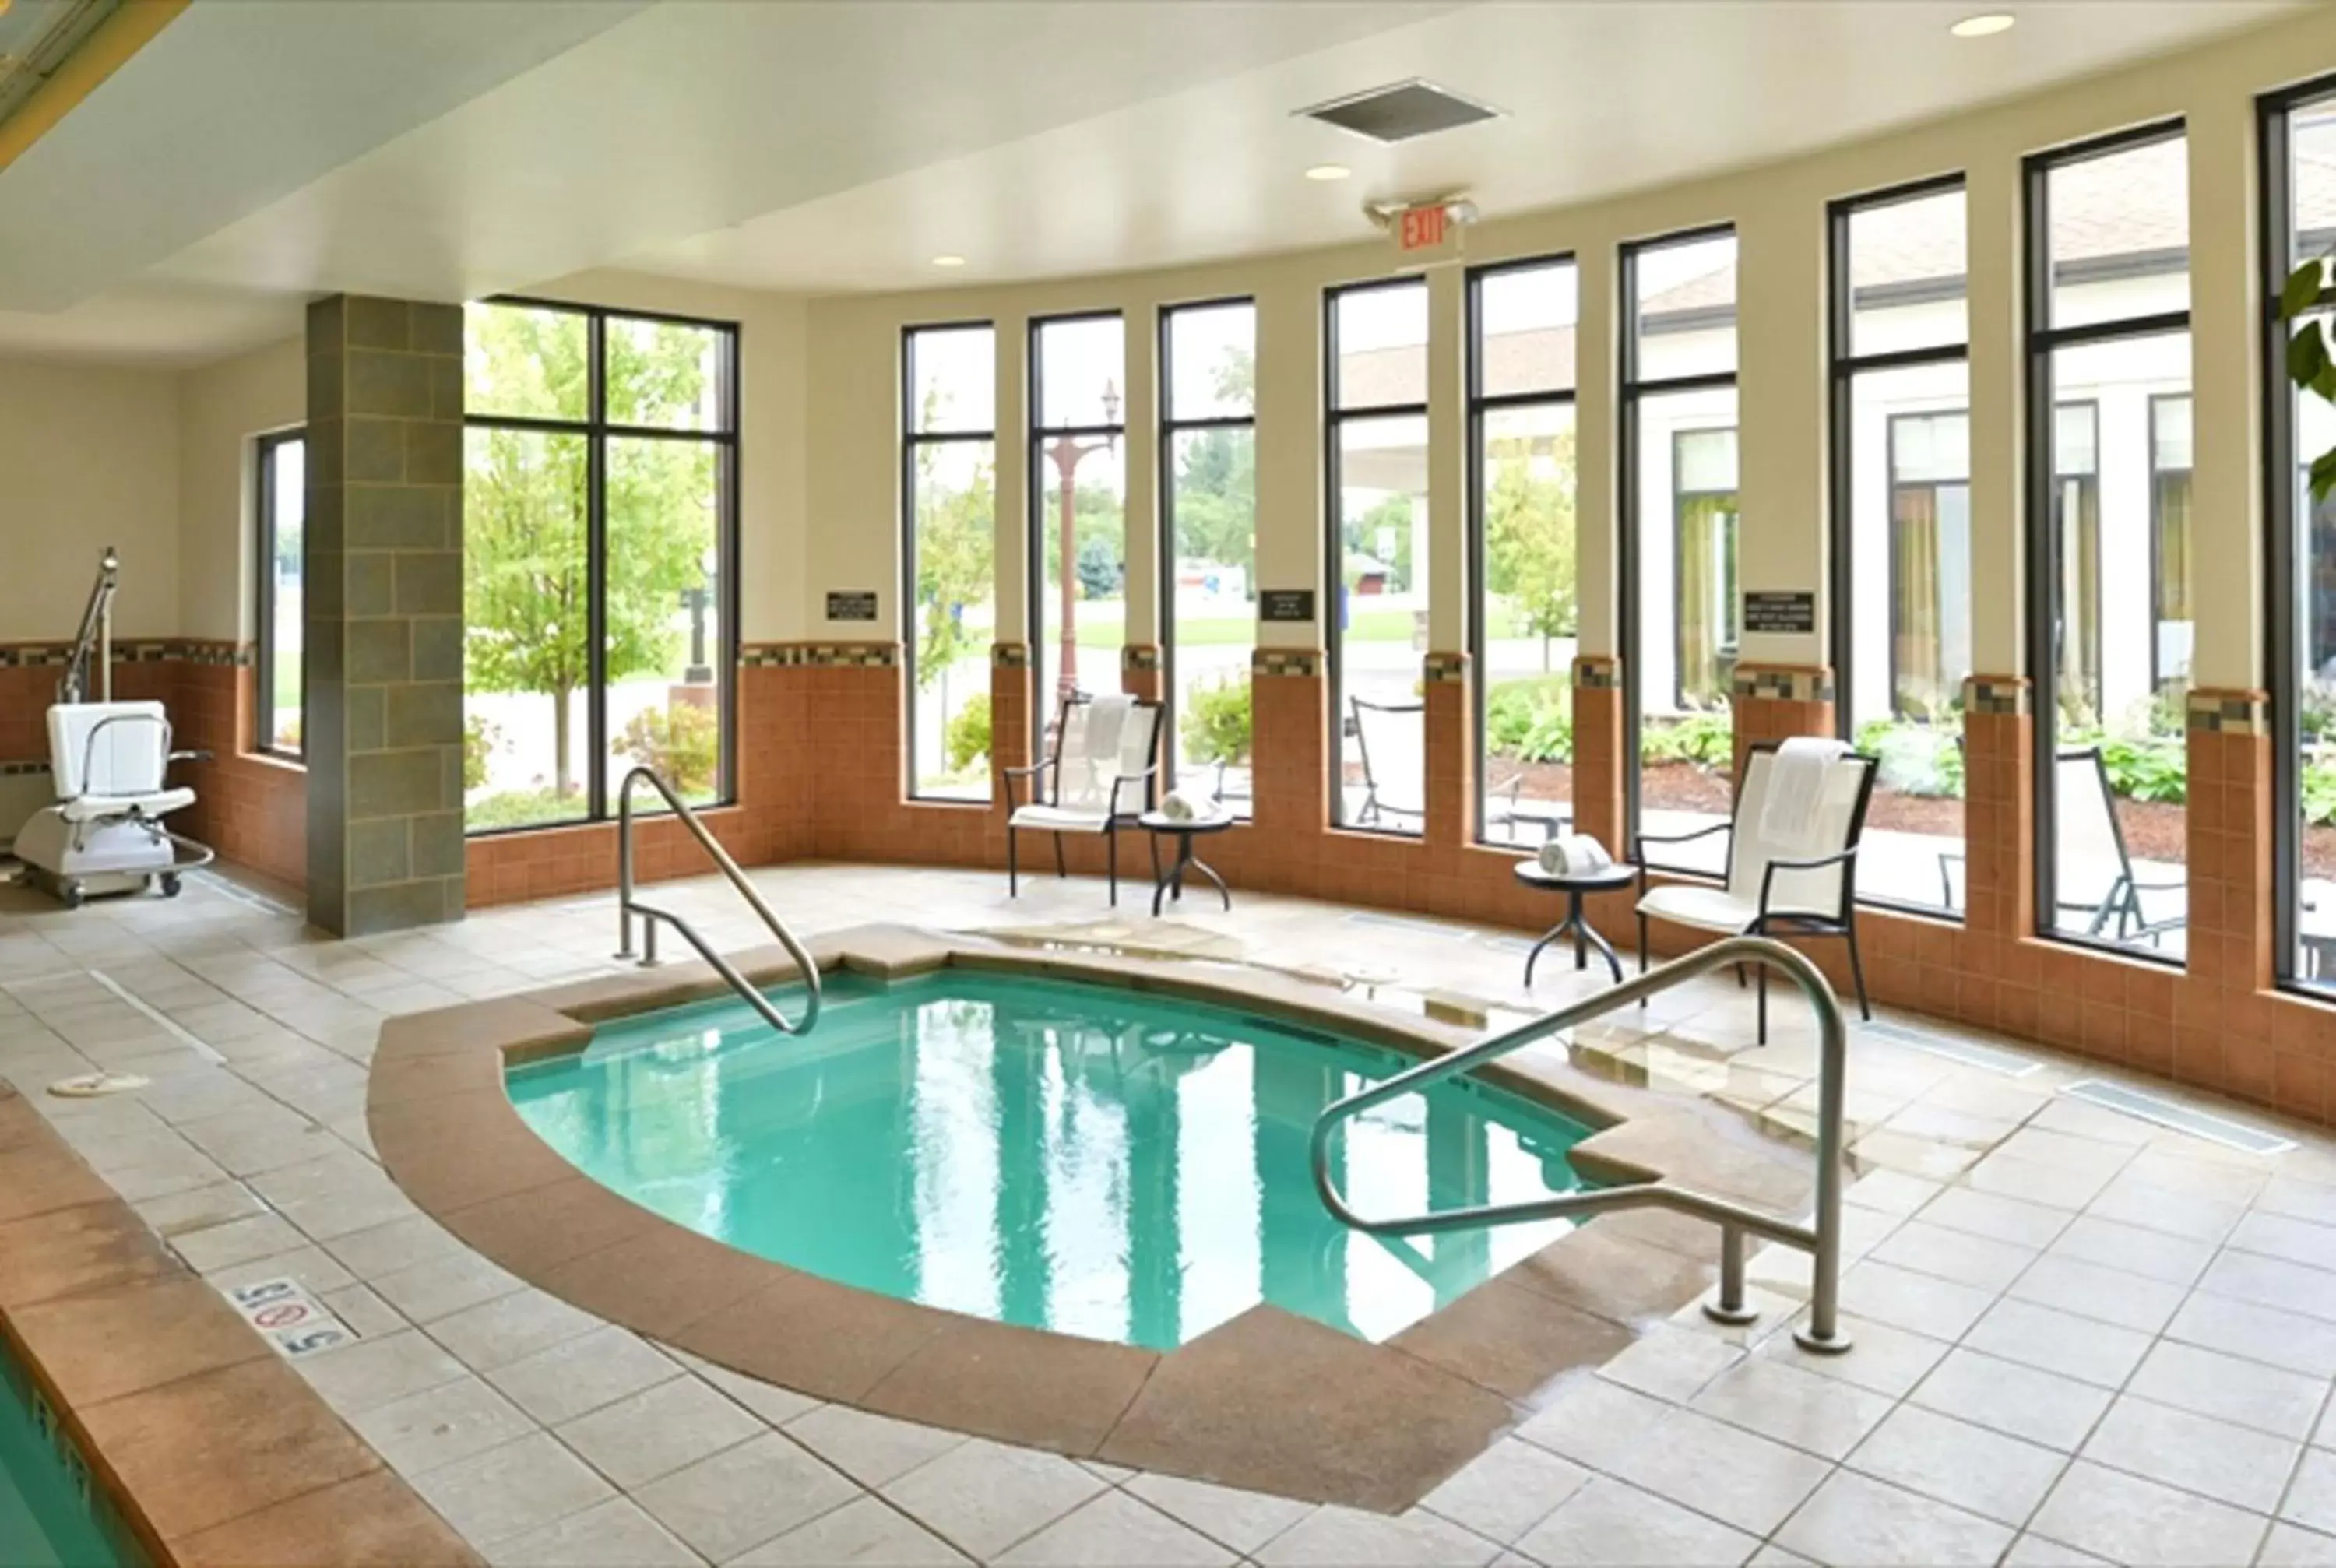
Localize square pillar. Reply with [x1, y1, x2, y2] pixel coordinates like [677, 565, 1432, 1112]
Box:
[304, 295, 466, 936]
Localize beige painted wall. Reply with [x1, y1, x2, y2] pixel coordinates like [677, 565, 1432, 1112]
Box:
[0, 358, 181, 641]
[176, 336, 301, 645]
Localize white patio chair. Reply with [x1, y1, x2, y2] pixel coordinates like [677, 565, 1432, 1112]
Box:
[1005, 693, 1163, 905]
[1349, 696, 1424, 830]
[2053, 747, 2184, 947]
[1634, 740, 1880, 1042]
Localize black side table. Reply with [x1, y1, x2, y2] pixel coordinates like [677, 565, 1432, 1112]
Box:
[1513, 860, 1638, 986]
[1138, 811, 1235, 916]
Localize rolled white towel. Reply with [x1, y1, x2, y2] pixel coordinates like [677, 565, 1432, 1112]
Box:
[1538, 833, 1613, 875]
[1160, 789, 1203, 822]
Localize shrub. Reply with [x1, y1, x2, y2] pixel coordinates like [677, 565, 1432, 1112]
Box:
[464, 788, 575, 831]
[617, 701, 719, 796]
[1485, 677, 1572, 764]
[1643, 710, 1733, 769]
[1180, 678, 1252, 765]
[2306, 752, 2336, 827]
[945, 693, 992, 774]
[1853, 717, 1965, 800]
[463, 713, 497, 793]
[2098, 733, 2187, 805]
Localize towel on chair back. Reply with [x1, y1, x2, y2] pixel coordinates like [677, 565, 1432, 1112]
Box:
[1757, 737, 1849, 856]
[1061, 695, 1133, 814]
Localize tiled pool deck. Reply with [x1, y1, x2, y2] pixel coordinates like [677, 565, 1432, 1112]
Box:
[5, 861, 2336, 1565]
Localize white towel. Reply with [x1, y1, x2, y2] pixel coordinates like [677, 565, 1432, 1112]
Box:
[1758, 736, 1849, 853]
[1161, 789, 1216, 823]
[1537, 833, 1613, 875]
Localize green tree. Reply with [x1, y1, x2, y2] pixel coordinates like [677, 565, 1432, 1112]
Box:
[463, 308, 716, 801]
[1167, 349, 1258, 582]
[1483, 426, 1579, 669]
[912, 393, 995, 690]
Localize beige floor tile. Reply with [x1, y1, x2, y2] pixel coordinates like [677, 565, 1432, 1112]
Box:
[1869, 1217, 2039, 1293]
[413, 1431, 617, 1549]
[1999, 1531, 2114, 1566]
[2262, 1178, 2336, 1229]
[667, 1352, 820, 1426]
[1774, 1469, 2015, 1567]
[1611, 1408, 1830, 1536]
[370, 1247, 528, 1324]
[2127, 1340, 2329, 1442]
[2030, 1460, 2270, 1567]
[1845, 1168, 1942, 1217]
[2168, 1291, 2336, 1379]
[1253, 1504, 1500, 1567]
[2007, 1253, 2187, 1334]
[297, 1327, 470, 1416]
[2048, 1213, 2218, 1287]
[1847, 1405, 2067, 1527]
[1755, 1312, 1949, 1399]
[1961, 1298, 2154, 1394]
[2233, 1211, 2336, 1274]
[1910, 1347, 2115, 1451]
[2281, 1447, 2336, 1535]
[2080, 1394, 2299, 1513]
[1512, 1373, 1671, 1471]
[350, 1373, 537, 1478]
[204, 1242, 359, 1299]
[2085, 1176, 2246, 1245]
[1514, 1476, 1755, 1567]
[1965, 1150, 2120, 1211]
[171, 1211, 307, 1273]
[2260, 1521, 2336, 1566]
[319, 1281, 406, 1339]
[430, 1286, 602, 1371]
[1596, 1326, 1743, 1402]
[487, 1325, 681, 1426]
[995, 1489, 1236, 1566]
[729, 1496, 968, 1566]
[487, 1496, 702, 1568]
[2200, 1250, 2336, 1327]
[326, 1213, 469, 1280]
[632, 1429, 857, 1563]
[1419, 1437, 1589, 1545]
[555, 1374, 765, 1491]
[879, 1438, 1106, 1560]
[1122, 1473, 1314, 1557]
[1837, 1258, 1997, 1341]
[1919, 1186, 2073, 1249]
[785, 1403, 967, 1489]
[1689, 1356, 1894, 1461]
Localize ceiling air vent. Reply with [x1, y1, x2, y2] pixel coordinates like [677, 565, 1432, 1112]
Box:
[1298, 79, 1500, 145]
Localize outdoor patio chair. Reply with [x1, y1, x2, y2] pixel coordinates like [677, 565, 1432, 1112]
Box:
[1349, 696, 1424, 829]
[1005, 692, 1163, 905]
[2048, 746, 2185, 947]
[1634, 740, 1880, 1043]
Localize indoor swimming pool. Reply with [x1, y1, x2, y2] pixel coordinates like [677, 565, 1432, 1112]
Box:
[508, 969, 1596, 1349]
[0, 1342, 138, 1568]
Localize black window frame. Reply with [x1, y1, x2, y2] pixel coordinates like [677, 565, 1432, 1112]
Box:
[1026, 308, 1127, 761]
[2021, 120, 2192, 962]
[900, 318, 999, 803]
[1618, 223, 1738, 856]
[461, 295, 742, 837]
[254, 427, 306, 762]
[1158, 295, 1258, 810]
[2261, 72, 2336, 999]
[1465, 251, 1578, 846]
[1324, 274, 1432, 837]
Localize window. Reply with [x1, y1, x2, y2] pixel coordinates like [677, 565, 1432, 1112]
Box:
[903, 323, 997, 801]
[2150, 393, 2194, 694]
[1029, 314, 1126, 748]
[1326, 278, 1430, 835]
[1621, 227, 1738, 875]
[462, 300, 736, 833]
[1829, 177, 1968, 913]
[255, 431, 305, 758]
[1160, 300, 1256, 814]
[2025, 125, 2191, 958]
[1469, 256, 1578, 846]
[2264, 77, 2336, 995]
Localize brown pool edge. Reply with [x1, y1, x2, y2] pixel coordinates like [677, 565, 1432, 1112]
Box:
[0, 1085, 479, 1567]
[368, 923, 1817, 1514]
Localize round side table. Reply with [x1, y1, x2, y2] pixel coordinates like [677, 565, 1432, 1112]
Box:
[1512, 860, 1638, 986]
[1138, 811, 1235, 916]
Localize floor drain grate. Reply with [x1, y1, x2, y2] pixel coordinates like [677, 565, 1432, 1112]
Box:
[2061, 1080, 2296, 1155]
[1860, 1019, 2042, 1078]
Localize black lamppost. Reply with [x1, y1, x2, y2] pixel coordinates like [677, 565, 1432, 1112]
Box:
[681, 547, 715, 684]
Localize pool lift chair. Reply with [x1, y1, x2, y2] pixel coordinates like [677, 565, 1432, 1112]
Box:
[13, 548, 215, 908]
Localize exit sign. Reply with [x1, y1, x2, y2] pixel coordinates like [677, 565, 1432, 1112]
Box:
[1398, 202, 1449, 254]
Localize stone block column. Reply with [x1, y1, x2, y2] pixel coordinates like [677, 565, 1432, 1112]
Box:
[304, 295, 466, 937]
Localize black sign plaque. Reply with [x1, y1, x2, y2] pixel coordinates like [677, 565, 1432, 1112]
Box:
[826, 590, 879, 622]
[1743, 591, 1816, 635]
[1260, 589, 1316, 624]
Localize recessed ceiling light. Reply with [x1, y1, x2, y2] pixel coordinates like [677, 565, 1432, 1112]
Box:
[931, 255, 966, 268]
[1305, 164, 1352, 182]
[1950, 12, 2015, 37]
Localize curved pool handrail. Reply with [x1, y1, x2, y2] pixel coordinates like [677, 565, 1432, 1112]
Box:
[1310, 935, 1850, 1354]
[614, 765, 821, 1037]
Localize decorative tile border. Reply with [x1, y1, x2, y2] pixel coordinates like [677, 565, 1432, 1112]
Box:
[2189, 688, 2270, 735]
[1574, 656, 1619, 691]
[0, 639, 248, 669]
[1251, 648, 1324, 678]
[0, 759, 51, 777]
[992, 643, 1030, 670]
[1966, 676, 2029, 716]
[1730, 664, 1835, 703]
[741, 642, 900, 670]
[1423, 651, 1469, 686]
[1122, 645, 1161, 673]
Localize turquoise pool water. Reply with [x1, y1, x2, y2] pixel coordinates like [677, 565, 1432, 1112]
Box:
[509, 970, 1595, 1348]
[0, 1343, 139, 1567]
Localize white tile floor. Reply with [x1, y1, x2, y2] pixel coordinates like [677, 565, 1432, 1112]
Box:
[8, 860, 2336, 1566]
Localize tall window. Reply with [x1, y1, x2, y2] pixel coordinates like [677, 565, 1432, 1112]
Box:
[255, 431, 305, 758]
[2150, 392, 2194, 694]
[1029, 314, 1126, 748]
[1829, 177, 1969, 913]
[2264, 78, 2336, 996]
[903, 324, 997, 801]
[1621, 227, 1738, 875]
[2025, 126, 2191, 957]
[463, 300, 736, 832]
[1469, 256, 1578, 845]
[1326, 279, 1430, 835]
[1160, 300, 1256, 814]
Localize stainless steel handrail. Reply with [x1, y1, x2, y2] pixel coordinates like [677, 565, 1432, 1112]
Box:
[614, 765, 820, 1036]
[1311, 935, 1850, 1353]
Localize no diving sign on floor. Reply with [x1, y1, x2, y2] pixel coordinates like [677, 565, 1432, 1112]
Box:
[224, 1276, 357, 1360]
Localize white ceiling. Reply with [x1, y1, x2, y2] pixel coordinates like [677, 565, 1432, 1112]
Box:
[0, 0, 2299, 365]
